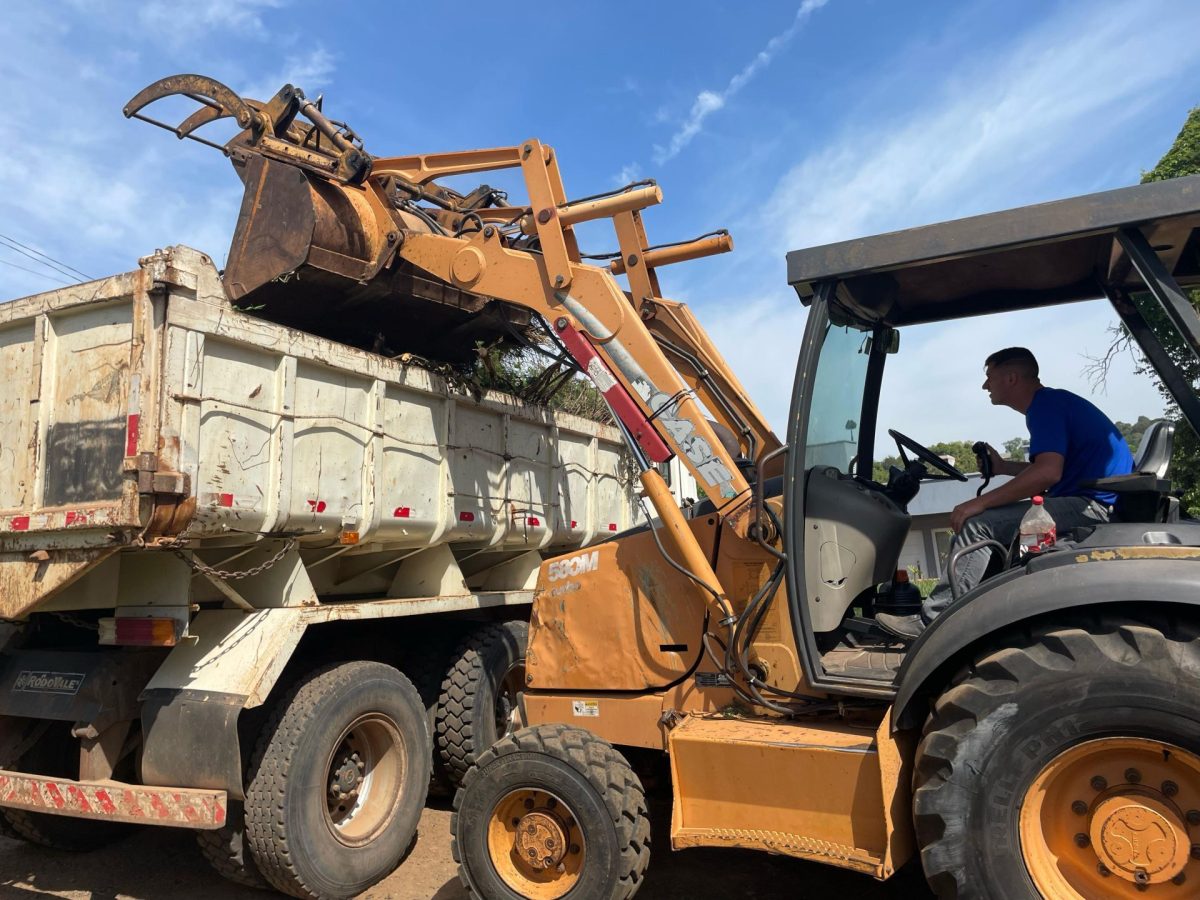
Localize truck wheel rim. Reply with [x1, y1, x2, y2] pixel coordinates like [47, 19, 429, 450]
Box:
[486, 788, 585, 899]
[323, 713, 406, 847]
[1019, 737, 1200, 897]
[494, 662, 525, 738]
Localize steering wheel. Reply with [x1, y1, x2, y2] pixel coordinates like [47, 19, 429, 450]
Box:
[888, 429, 968, 482]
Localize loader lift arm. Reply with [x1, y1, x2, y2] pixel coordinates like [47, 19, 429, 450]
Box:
[125, 74, 784, 609]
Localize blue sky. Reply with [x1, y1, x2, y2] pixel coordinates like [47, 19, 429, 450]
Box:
[3, 0, 1199, 457]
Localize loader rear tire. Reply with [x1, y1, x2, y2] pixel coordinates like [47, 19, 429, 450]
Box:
[196, 801, 269, 890]
[452, 723, 650, 900]
[436, 620, 528, 788]
[912, 615, 1200, 899]
[244, 661, 429, 899]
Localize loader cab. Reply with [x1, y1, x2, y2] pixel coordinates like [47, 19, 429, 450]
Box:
[781, 175, 1200, 697]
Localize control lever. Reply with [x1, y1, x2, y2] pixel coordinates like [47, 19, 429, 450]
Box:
[972, 441, 993, 497]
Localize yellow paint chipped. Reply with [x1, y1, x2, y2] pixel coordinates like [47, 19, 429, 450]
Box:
[1075, 546, 1200, 563]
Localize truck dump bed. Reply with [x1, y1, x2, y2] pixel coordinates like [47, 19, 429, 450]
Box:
[0, 246, 635, 619]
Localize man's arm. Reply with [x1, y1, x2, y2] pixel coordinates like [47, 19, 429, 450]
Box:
[950, 452, 1065, 532]
[980, 443, 1031, 477]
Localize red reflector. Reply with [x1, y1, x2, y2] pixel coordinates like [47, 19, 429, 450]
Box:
[608, 523, 618, 532]
[114, 618, 178, 647]
[459, 511, 476, 523]
[393, 507, 411, 518]
[125, 414, 140, 457]
[570, 520, 578, 529]
[528, 517, 540, 527]
[218, 493, 234, 508]
[11, 516, 29, 531]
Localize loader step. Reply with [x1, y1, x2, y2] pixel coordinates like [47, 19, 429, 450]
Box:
[820, 644, 906, 680]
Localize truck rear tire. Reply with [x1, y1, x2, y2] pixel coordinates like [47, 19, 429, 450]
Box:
[436, 620, 528, 787]
[453, 723, 650, 900]
[913, 615, 1200, 899]
[195, 801, 269, 889]
[244, 661, 430, 899]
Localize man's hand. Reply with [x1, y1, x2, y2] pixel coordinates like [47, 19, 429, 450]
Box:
[976, 442, 1004, 474]
[951, 497, 987, 532]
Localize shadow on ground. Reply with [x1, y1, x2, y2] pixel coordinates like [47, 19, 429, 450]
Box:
[0, 792, 934, 899]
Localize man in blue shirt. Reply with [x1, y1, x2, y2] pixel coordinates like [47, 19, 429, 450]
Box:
[877, 346, 1134, 640]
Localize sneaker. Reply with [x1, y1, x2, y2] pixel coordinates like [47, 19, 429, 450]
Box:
[875, 612, 927, 641]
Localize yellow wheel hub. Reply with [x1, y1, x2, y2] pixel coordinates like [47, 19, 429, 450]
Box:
[1020, 737, 1200, 897]
[1089, 791, 1189, 883]
[486, 788, 585, 900]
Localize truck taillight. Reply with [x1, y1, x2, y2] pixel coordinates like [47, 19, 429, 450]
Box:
[98, 617, 180, 647]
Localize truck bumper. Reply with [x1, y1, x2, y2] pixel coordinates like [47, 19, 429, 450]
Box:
[0, 770, 227, 830]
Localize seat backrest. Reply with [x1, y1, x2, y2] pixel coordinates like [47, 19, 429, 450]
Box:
[1133, 420, 1174, 478]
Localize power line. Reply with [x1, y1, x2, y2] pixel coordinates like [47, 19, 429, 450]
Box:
[0, 233, 91, 282]
[0, 256, 75, 287]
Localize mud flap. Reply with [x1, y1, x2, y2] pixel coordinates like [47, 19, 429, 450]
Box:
[141, 688, 245, 799]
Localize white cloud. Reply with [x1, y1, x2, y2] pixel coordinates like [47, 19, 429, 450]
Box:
[242, 48, 337, 102]
[760, 2, 1198, 255]
[652, 0, 829, 165]
[0, 3, 330, 300]
[613, 162, 642, 187]
[689, 0, 1199, 455]
[138, 0, 286, 45]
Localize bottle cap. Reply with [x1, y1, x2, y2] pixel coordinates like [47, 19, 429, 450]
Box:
[1032, 496, 1044, 505]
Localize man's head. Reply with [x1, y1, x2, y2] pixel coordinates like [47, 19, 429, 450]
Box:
[982, 347, 1041, 411]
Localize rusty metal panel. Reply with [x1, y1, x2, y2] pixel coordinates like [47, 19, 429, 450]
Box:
[668, 713, 892, 878]
[0, 769, 226, 830]
[0, 321, 36, 512]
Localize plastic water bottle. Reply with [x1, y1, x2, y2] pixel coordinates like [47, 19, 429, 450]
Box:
[1018, 496, 1057, 555]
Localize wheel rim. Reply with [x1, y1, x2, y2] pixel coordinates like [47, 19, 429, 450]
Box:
[1020, 737, 1200, 897]
[323, 713, 406, 847]
[494, 661, 525, 739]
[486, 788, 585, 899]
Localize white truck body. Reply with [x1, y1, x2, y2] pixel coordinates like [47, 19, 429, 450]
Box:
[0, 246, 640, 830]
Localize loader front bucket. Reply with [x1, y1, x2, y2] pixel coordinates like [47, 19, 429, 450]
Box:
[224, 155, 379, 302]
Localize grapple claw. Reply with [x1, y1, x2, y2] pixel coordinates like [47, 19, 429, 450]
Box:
[124, 74, 258, 130]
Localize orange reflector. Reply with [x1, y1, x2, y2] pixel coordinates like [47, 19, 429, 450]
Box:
[340, 531, 360, 545]
[99, 617, 179, 647]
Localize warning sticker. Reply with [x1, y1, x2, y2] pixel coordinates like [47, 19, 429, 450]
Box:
[586, 358, 617, 393]
[571, 700, 600, 718]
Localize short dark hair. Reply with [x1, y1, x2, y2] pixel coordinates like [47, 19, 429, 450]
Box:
[985, 346, 1039, 379]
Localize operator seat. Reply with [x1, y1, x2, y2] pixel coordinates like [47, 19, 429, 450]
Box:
[1082, 420, 1176, 522]
[1133, 419, 1174, 478]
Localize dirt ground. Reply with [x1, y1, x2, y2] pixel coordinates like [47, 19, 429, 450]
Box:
[0, 791, 933, 900]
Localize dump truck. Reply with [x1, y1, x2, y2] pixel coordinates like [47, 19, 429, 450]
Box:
[5, 72, 1200, 900]
[0, 241, 651, 895]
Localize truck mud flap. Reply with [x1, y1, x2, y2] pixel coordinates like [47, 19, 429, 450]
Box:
[0, 768, 226, 829]
[141, 688, 245, 800]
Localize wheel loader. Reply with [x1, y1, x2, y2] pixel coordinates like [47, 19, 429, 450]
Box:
[124, 75, 1200, 899]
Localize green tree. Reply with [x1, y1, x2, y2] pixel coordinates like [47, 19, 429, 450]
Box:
[928, 440, 982, 472]
[872, 438, 984, 482]
[1003, 437, 1029, 461]
[1137, 108, 1200, 514]
[1090, 107, 1200, 514]
[1114, 416, 1155, 455]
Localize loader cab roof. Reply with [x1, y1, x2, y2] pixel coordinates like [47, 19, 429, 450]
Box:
[787, 174, 1200, 326]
